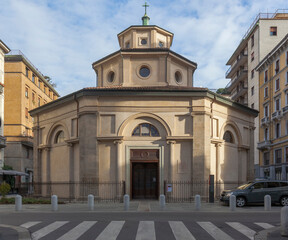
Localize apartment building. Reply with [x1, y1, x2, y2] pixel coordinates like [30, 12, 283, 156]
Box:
[4, 50, 59, 180]
[225, 10, 288, 175]
[256, 34, 288, 180]
[0, 40, 10, 169]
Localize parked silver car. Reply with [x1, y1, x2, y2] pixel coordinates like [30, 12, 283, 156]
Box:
[220, 180, 288, 207]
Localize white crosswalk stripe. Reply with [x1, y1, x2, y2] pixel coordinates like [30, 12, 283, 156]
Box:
[20, 221, 41, 229]
[57, 221, 97, 240]
[254, 222, 274, 229]
[169, 221, 196, 240]
[95, 221, 125, 240]
[31, 221, 69, 240]
[136, 221, 156, 240]
[198, 221, 234, 240]
[20, 220, 276, 240]
[226, 222, 256, 240]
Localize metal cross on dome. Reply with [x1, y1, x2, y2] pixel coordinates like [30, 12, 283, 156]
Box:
[142, 2, 149, 15]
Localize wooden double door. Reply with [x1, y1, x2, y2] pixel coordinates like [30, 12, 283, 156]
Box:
[131, 149, 159, 199]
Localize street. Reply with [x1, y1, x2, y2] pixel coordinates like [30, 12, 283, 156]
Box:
[0, 210, 281, 240]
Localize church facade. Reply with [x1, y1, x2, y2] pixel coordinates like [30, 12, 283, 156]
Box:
[30, 17, 258, 201]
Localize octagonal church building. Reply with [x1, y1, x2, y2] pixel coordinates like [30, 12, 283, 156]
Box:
[30, 14, 258, 201]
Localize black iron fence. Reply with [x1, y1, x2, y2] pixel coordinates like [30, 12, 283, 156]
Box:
[12, 181, 125, 202]
[164, 180, 243, 203]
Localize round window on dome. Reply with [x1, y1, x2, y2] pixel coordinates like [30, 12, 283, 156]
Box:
[141, 38, 147, 45]
[107, 71, 115, 83]
[139, 66, 150, 78]
[175, 71, 182, 84]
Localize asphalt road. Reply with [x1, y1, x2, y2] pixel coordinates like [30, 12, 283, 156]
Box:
[0, 211, 281, 240]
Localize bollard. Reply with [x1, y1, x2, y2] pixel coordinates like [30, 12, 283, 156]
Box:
[124, 194, 129, 211]
[88, 194, 94, 211]
[195, 195, 201, 211]
[15, 195, 22, 211]
[282, 206, 288, 236]
[159, 194, 165, 210]
[51, 195, 58, 211]
[264, 195, 271, 211]
[229, 195, 236, 211]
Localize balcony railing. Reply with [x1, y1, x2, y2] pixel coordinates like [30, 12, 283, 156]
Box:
[226, 69, 248, 91]
[261, 117, 270, 127]
[271, 110, 282, 121]
[231, 86, 248, 100]
[283, 106, 288, 114]
[226, 54, 248, 78]
[257, 140, 272, 150]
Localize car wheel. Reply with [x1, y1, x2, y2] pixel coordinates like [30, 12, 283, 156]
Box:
[236, 197, 246, 207]
[280, 196, 288, 206]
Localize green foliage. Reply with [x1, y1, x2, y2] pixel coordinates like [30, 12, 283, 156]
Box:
[216, 88, 230, 95]
[2, 165, 13, 170]
[0, 182, 11, 198]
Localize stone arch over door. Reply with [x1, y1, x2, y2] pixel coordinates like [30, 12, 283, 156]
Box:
[118, 113, 170, 198]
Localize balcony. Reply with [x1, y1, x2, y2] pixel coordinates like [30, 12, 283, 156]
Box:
[257, 140, 272, 150]
[231, 86, 248, 101]
[226, 69, 248, 92]
[0, 136, 6, 148]
[271, 110, 282, 121]
[283, 106, 288, 114]
[261, 117, 270, 127]
[226, 53, 248, 79]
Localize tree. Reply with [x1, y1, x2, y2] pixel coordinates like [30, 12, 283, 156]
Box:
[216, 88, 230, 95]
[44, 76, 57, 88]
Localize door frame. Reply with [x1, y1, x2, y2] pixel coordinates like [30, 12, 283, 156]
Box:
[125, 146, 164, 198]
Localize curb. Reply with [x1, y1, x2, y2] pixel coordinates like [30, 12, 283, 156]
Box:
[0, 224, 31, 240]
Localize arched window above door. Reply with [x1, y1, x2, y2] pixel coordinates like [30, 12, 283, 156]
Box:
[132, 123, 160, 137]
[223, 131, 234, 143]
[55, 130, 65, 144]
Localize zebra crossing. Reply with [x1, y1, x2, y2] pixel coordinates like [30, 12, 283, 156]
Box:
[20, 220, 275, 240]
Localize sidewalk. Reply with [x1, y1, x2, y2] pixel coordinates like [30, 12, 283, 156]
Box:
[0, 201, 283, 240]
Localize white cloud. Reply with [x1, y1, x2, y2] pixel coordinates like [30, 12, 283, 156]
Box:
[0, 0, 288, 95]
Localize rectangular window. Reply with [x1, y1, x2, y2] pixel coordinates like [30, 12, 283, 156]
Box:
[251, 86, 254, 96]
[25, 67, 29, 77]
[25, 107, 29, 119]
[276, 168, 282, 180]
[286, 50, 288, 65]
[251, 52, 254, 62]
[264, 128, 269, 140]
[251, 34, 254, 48]
[264, 152, 270, 165]
[275, 149, 282, 164]
[44, 85, 46, 94]
[275, 123, 281, 138]
[264, 105, 269, 117]
[270, 26, 277, 36]
[286, 120, 288, 135]
[275, 78, 280, 91]
[275, 59, 280, 74]
[38, 80, 41, 88]
[264, 87, 268, 98]
[286, 92, 288, 105]
[251, 69, 254, 79]
[275, 98, 280, 111]
[32, 92, 35, 102]
[286, 71, 288, 84]
[32, 74, 35, 83]
[38, 97, 41, 107]
[286, 147, 288, 162]
[25, 87, 28, 98]
[264, 70, 268, 83]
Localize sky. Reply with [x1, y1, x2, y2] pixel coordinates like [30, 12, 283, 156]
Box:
[0, 0, 288, 96]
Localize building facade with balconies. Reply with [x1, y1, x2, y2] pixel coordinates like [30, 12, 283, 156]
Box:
[256, 33, 288, 180]
[225, 10, 288, 176]
[0, 40, 10, 169]
[4, 50, 59, 180]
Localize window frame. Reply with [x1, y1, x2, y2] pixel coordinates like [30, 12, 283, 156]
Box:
[251, 52, 254, 62]
[264, 69, 268, 83]
[275, 122, 281, 139]
[270, 26, 277, 36]
[275, 97, 281, 111]
[263, 151, 270, 166]
[275, 59, 280, 74]
[275, 78, 280, 92]
[251, 86, 254, 96]
[274, 148, 282, 164]
[55, 130, 65, 144]
[132, 123, 160, 137]
[264, 87, 268, 98]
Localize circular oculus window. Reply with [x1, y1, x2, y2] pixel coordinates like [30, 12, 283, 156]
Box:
[141, 39, 147, 45]
[107, 71, 115, 83]
[175, 71, 182, 84]
[139, 66, 150, 78]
